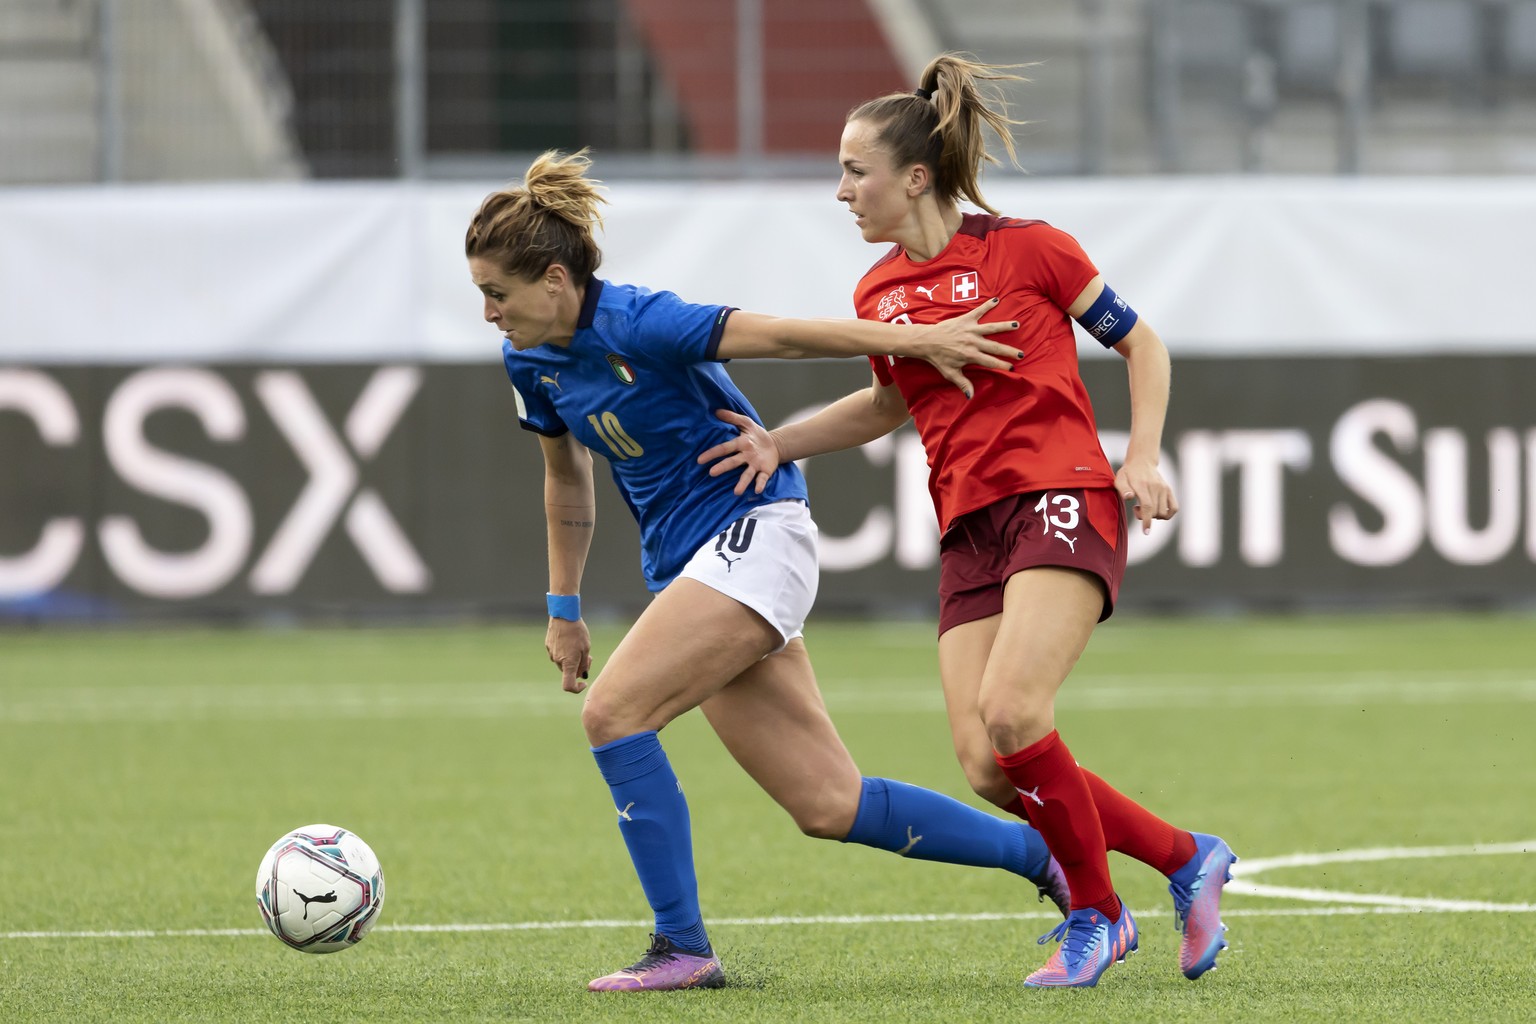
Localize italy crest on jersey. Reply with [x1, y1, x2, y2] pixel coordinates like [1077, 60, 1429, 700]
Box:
[607, 353, 636, 385]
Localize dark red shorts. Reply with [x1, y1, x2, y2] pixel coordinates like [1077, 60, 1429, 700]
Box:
[937, 487, 1127, 636]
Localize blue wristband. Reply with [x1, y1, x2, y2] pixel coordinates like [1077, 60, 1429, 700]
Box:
[1074, 283, 1139, 347]
[546, 593, 581, 621]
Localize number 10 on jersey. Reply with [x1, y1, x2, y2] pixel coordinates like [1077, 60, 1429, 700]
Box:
[588, 411, 644, 460]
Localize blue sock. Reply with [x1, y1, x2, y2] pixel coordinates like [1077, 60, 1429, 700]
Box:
[590, 731, 711, 954]
[842, 776, 1053, 879]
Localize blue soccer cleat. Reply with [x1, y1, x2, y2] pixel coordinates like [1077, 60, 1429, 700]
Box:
[1169, 832, 1237, 979]
[1023, 902, 1138, 988]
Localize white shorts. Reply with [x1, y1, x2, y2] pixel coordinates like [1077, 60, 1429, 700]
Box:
[675, 500, 819, 647]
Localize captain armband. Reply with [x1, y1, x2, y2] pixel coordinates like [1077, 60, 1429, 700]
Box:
[1074, 284, 1139, 347]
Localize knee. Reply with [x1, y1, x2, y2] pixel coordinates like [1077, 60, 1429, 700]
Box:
[976, 694, 1053, 756]
[787, 783, 861, 841]
[957, 753, 1013, 807]
[795, 810, 851, 842]
[580, 693, 641, 748]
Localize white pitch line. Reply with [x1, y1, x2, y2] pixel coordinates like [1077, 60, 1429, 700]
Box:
[1228, 840, 1536, 912]
[1233, 839, 1536, 874]
[6, 840, 1533, 941]
[5, 902, 1534, 942]
[1223, 883, 1536, 913]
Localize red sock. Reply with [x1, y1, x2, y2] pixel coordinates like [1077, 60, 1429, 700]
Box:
[1080, 768, 1197, 876]
[994, 730, 1120, 919]
[1004, 767, 1197, 878]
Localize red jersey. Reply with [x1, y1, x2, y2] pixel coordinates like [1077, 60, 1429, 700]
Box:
[858, 213, 1117, 533]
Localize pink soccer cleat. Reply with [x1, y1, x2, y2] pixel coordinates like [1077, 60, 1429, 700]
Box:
[587, 933, 725, 992]
[1032, 853, 1072, 920]
[1169, 832, 1237, 979]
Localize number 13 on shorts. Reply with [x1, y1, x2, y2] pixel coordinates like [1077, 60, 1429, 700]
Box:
[1033, 492, 1081, 532]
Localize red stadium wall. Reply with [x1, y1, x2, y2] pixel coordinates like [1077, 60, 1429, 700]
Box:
[619, 0, 905, 153]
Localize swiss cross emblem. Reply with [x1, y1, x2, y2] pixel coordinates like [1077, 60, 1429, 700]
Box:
[951, 271, 980, 302]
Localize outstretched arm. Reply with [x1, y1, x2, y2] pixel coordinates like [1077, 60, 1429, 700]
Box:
[698, 373, 910, 495]
[539, 431, 595, 691]
[715, 301, 1021, 397]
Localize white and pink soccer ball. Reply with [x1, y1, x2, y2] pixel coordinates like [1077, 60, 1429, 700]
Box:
[255, 824, 385, 953]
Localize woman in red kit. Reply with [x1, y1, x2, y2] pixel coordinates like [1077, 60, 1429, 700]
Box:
[700, 53, 1236, 989]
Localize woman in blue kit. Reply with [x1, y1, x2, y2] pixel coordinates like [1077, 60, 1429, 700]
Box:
[466, 149, 1066, 993]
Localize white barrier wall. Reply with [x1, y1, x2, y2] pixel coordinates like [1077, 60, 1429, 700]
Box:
[4, 177, 1536, 363]
[3, 178, 1535, 618]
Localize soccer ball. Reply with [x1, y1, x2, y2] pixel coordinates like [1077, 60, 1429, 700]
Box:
[255, 824, 385, 953]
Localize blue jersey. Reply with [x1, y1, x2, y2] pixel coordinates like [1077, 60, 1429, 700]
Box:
[503, 278, 809, 591]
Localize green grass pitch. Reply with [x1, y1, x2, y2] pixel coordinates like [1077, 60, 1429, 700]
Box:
[2, 613, 1533, 1023]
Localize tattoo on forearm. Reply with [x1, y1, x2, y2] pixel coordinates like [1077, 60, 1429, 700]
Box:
[550, 503, 593, 529]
